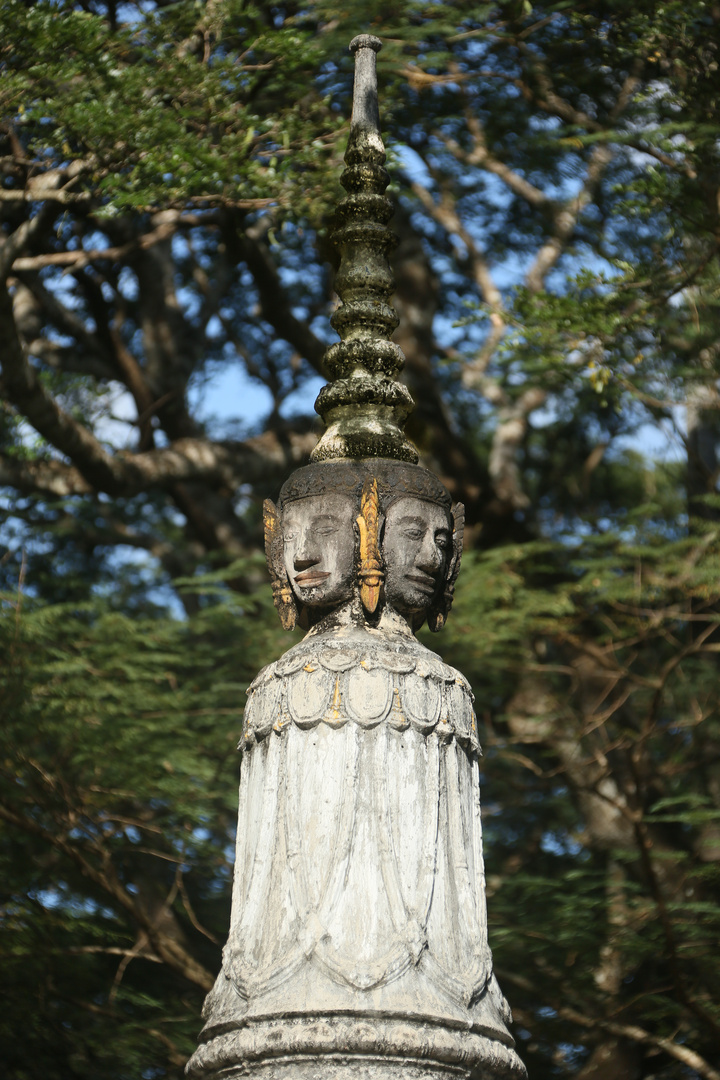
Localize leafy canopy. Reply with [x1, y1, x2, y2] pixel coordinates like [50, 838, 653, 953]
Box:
[1, 2, 720, 1078]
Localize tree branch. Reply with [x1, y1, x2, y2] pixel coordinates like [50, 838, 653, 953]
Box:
[0, 799, 214, 991]
[499, 969, 720, 1080]
[525, 68, 640, 293]
[0, 430, 315, 500]
[562, 1005, 720, 1080]
[0, 203, 57, 279]
[2, 280, 316, 497]
[10, 217, 176, 273]
[0, 454, 93, 496]
[408, 177, 507, 388]
[440, 127, 549, 210]
[1, 279, 317, 502]
[229, 217, 327, 376]
[525, 141, 613, 293]
[489, 387, 547, 509]
[1, 283, 131, 493]
[13, 275, 115, 379]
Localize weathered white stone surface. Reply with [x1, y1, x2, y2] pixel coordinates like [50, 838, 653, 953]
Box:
[186, 623, 527, 1079]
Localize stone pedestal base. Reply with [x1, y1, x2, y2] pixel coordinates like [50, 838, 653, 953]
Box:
[188, 1016, 526, 1080]
[187, 629, 527, 1080]
[231, 1064, 483, 1080]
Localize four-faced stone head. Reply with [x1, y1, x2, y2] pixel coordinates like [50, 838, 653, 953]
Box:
[265, 461, 463, 633]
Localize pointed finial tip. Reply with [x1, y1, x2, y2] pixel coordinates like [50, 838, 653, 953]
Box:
[348, 34, 382, 135]
[349, 34, 382, 54]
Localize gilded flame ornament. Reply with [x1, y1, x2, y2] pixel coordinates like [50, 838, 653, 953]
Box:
[357, 478, 384, 615]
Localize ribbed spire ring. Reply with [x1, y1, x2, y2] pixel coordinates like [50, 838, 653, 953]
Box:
[310, 35, 418, 464]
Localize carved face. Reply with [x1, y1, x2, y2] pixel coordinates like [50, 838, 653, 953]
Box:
[383, 498, 451, 616]
[282, 494, 356, 609]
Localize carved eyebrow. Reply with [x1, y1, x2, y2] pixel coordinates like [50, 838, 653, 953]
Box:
[396, 516, 427, 528]
[284, 515, 337, 527]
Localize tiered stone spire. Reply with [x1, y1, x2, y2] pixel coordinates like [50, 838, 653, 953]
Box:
[311, 35, 417, 464]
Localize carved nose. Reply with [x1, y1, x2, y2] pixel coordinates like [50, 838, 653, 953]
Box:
[417, 537, 442, 574]
[294, 554, 320, 571]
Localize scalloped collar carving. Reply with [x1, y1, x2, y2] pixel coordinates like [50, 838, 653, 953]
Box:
[243, 625, 479, 756]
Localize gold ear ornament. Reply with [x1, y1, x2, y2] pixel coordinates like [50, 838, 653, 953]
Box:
[263, 499, 297, 631]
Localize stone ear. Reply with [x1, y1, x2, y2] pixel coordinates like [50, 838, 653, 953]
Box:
[263, 499, 297, 631]
[356, 478, 385, 615]
[428, 501, 465, 633]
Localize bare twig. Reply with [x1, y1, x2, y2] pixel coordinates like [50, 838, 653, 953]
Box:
[498, 970, 720, 1080]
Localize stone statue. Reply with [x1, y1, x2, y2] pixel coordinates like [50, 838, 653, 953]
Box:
[187, 34, 526, 1080]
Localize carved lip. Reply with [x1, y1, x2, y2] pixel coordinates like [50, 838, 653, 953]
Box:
[294, 570, 331, 587]
[406, 572, 437, 594]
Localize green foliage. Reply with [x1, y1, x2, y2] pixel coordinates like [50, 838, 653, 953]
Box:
[1, 0, 346, 213]
[2, 0, 720, 1077]
[426, 523, 720, 1073]
[0, 579, 294, 1078]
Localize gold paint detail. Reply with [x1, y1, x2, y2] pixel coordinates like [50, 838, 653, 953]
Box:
[390, 685, 406, 726]
[324, 676, 344, 725]
[356, 477, 384, 614]
[263, 498, 297, 631]
[331, 676, 342, 719]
